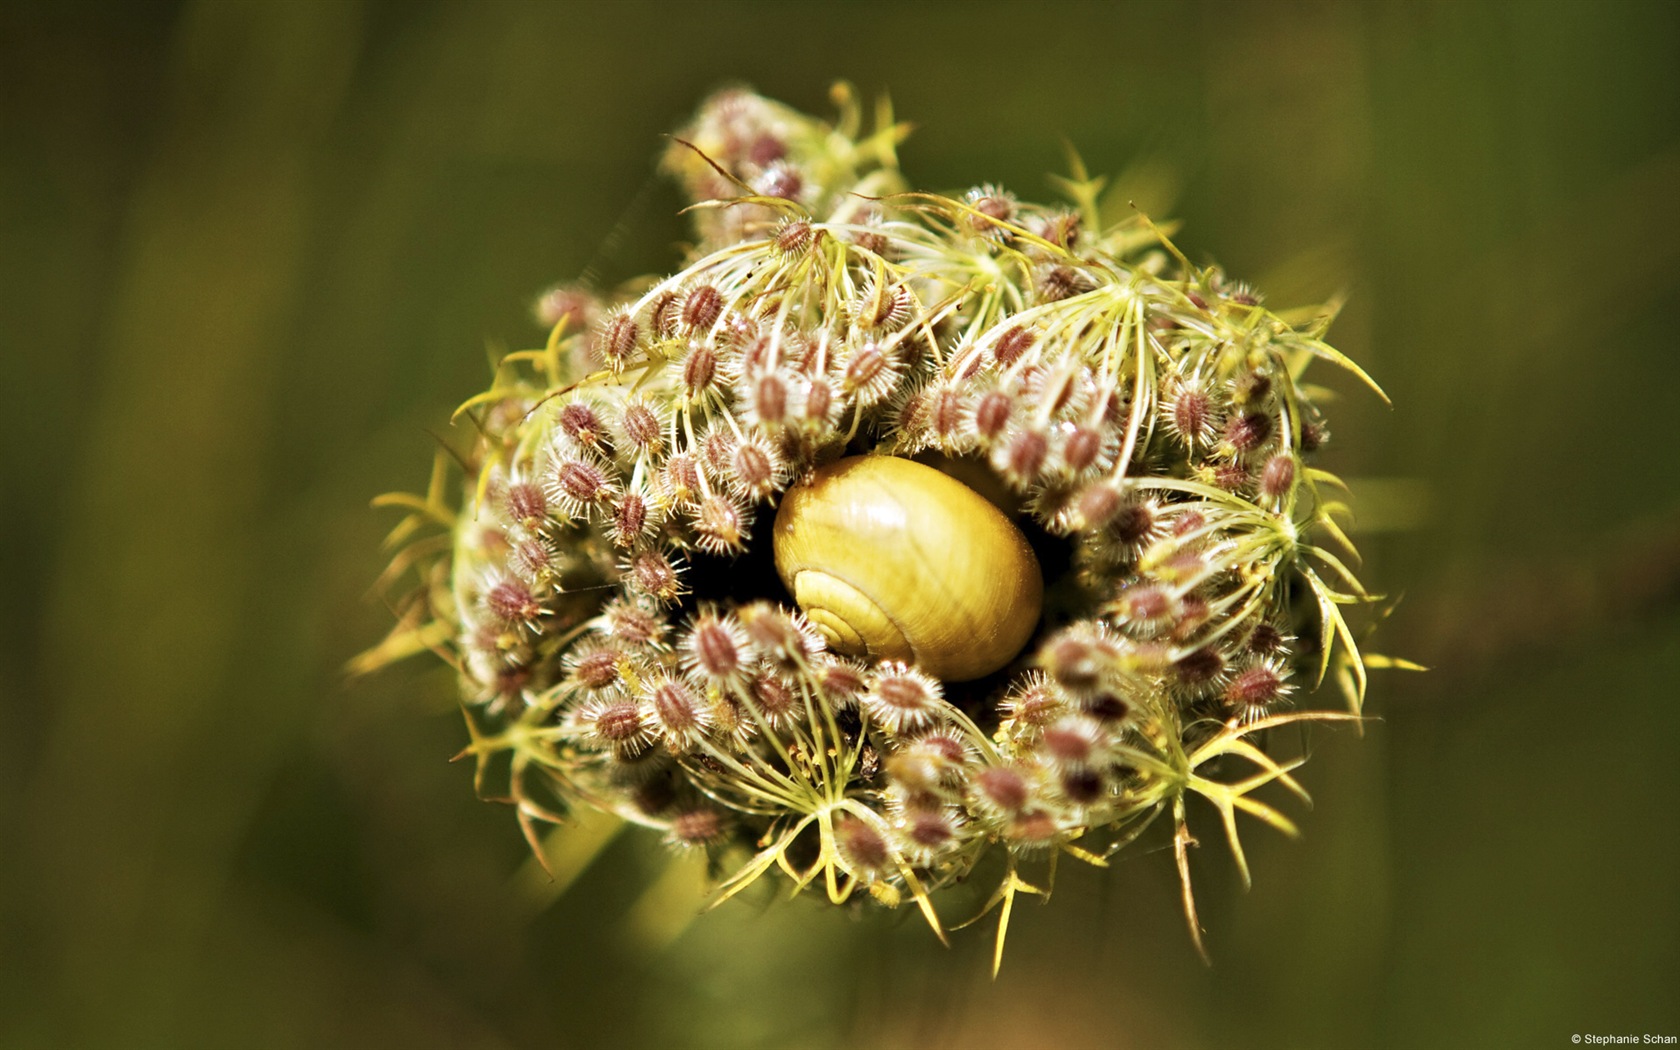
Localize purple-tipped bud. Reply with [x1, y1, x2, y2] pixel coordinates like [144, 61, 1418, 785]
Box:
[1062, 426, 1103, 473]
[1260, 453, 1296, 499]
[505, 481, 548, 525]
[1213, 461, 1252, 492]
[863, 662, 944, 734]
[1225, 663, 1288, 708]
[647, 676, 710, 748]
[486, 578, 543, 627]
[992, 326, 1037, 368]
[739, 602, 811, 660]
[911, 731, 969, 768]
[1112, 500, 1159, 548]
[1002, 675, 1063, 731]
[814, 658, 866, 708]
[802, 375, 837, 428]
[1037, 265, 1090, 303]
[773, 218, 813, 256]
[747, 132, 786, 166]
[683, 612, 747, 682]
[573, 647, 622, 690]
[600, 598, 667, 648]
[972, 390, 1013, 441]
[627, 548, 684, 605]
[680, 342, 718, 400]
[843, 341, 901, 405]
[1041, 715, 1105, 769]
[749, 372, 790, 426]
[754, 161, 803, 200]
[682, 285, 724, 332]
[661, 453, 702, 507]
[729, 437, 781, 499]
[1233, 370, 1272, 405]
[1037, 210, 1081, 249]
[749, 672, 799, 724]
[975, 766, 1031, 813]
[508, 535, 555, 580]
[699, 428, 735, 479]
[835, 817, 890, 873]
[1118, 584, 1176, 635]
[1248, 623, 1288, 655]
[852, 227, 890, 257]
[609, 491, 650, 547]
[901, 809, 960, 857]
[595, 311, 640, 369]
[622, 401, 664, 457]
[994, 427, 1049, 485]
[1007, 810, 1060, 847]
[549, 456, 615, 516]
[853, 282, 913, 331]
[910, 384, 960, 445]
[534, 284, 596, 331]
[649, 290, 682, 339]
[1072, 482, 1123, 530]
[1082, 691, 1132, 724]
[582, 699, 645, 752]
[1060, 769, 1105, 805]
[965, 184, 1016, 239]
[558, 401, 609, 450]
[1046, 632, 1110, 695]
[1174, 646, 1225, 688]
[1172, 595, 1211, 643]
[1224, 411, 1273, 453]
[670, 807, 727, 846]
[1168, 386, 1215, 447]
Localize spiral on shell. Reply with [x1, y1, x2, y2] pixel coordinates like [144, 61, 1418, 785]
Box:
[772, 456, 1044, 681]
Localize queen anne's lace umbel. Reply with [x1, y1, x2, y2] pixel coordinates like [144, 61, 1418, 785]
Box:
[365, 86, 1390, 967]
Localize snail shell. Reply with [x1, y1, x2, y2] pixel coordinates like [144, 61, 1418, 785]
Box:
[772, 456, 1043, 681]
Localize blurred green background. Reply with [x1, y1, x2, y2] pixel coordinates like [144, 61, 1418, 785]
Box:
[3, 1, 1677, 1047]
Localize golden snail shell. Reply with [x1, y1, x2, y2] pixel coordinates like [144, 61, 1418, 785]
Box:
[772, 456, 1043, 681]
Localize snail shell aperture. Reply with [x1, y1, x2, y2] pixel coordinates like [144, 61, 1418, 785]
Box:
[772, 456, 1043, 681]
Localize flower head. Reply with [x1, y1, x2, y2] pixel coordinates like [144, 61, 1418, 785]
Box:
[370, 84, 1394, 973]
